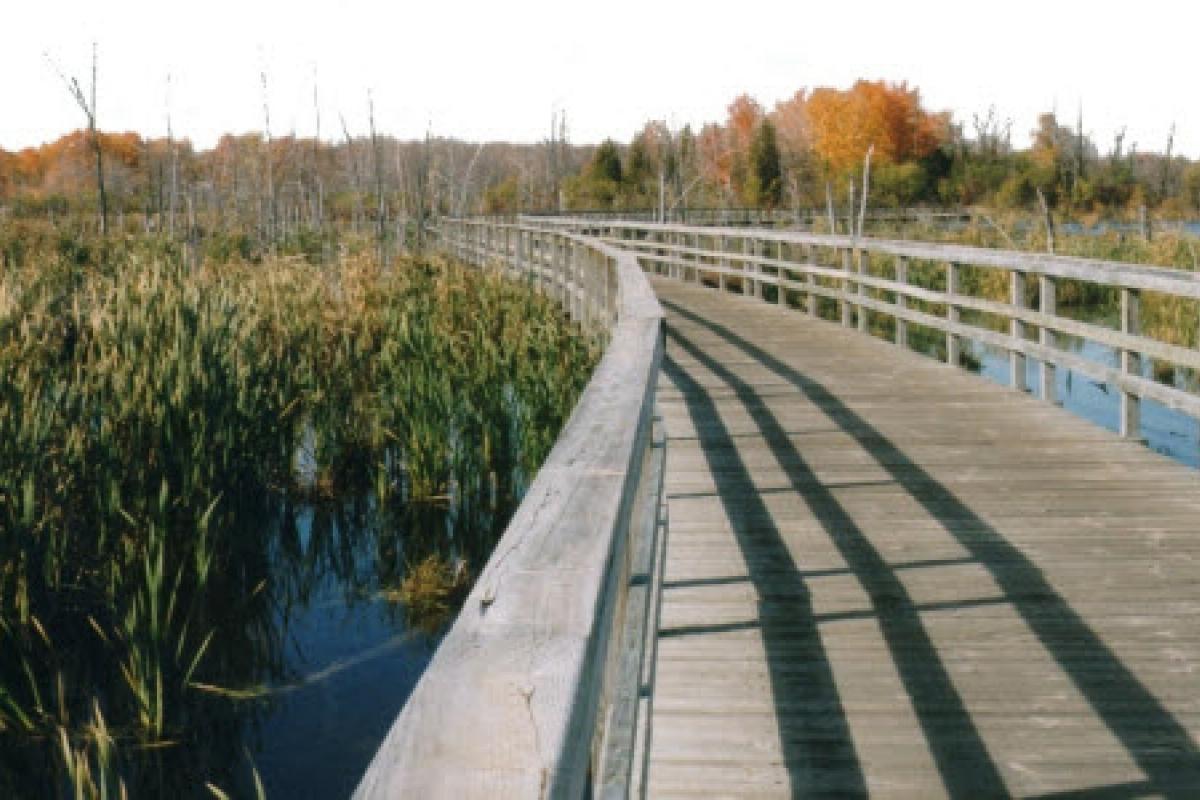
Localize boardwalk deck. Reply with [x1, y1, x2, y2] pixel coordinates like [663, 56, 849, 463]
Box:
[646, 277, 1200, 798]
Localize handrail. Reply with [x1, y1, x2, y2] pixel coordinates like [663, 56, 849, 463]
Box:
[516, 206, 971, 227]
[526, 217, 1200, 438]
[354, 220, 665, 798]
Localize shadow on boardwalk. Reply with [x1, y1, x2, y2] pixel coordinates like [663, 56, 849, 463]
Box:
[661, 297, 1200, 799]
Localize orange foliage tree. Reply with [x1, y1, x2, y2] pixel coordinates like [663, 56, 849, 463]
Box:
[806, 80, 948, 175]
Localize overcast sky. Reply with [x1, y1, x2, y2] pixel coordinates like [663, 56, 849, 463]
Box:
[2, 0, 1195, 157]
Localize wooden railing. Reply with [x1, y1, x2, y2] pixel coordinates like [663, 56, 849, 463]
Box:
[354, 220, 666, 798]
[503, 206, 972, 230]
[528, 217, 1200, 438]
[356, 215, 1200, 798]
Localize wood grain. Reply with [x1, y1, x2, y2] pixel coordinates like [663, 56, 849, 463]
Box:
[646, 277, 1200, 798]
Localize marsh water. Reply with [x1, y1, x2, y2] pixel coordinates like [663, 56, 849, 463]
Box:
[238, 497, 509, 799]
[964, 314, 1200, 468]
[0, 254, 600, 799]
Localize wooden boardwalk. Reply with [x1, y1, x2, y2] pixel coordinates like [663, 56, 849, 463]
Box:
[646, 277, 1200, 798]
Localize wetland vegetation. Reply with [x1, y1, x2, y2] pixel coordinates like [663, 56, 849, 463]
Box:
[0, 232, 598, 797]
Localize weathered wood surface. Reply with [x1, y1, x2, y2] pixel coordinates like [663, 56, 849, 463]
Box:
[354, 225, 663, 798]
[647, 276, 1200, 798]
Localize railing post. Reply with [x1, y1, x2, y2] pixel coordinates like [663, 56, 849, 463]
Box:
[1040, 276, 1057, 403]
[746, 237, 758, 299]
[1011, 270, 1028, 392]
[564, 236, 573, 311]
[718, 235, 728, 293]
[857, 248, 870, 334]
[777, 240, 788, 307]
[895, 256, 909, 348]
[608, 254, 619, 328]
[568, 240, 578, 322]
[591, 247, 602, 330]
[841, 247, 853, 327]
[947, 262, 961, 367]
[1120, 288, 1141, 438]
[521, 229, 530, 277]
[562, 238, 571, 310]
[805, 244, 818, 317]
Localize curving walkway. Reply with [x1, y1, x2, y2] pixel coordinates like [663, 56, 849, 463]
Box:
[646, 276, 1200, 798]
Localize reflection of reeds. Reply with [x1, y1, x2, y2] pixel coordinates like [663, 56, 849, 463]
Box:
[382, 554, 471, 634]
[0, 240, 597, 795]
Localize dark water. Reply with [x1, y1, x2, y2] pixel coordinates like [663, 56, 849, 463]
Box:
[246, 505, 442, 800]
[967, 332, 1200, 469]
[228, 491, 507, 799]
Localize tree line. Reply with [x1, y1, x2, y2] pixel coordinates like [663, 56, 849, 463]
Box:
[556, 81, 1200, 221]
[2, 79, 1198, 251]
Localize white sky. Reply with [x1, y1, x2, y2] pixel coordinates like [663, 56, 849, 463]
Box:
[1, 0, 1196, 157]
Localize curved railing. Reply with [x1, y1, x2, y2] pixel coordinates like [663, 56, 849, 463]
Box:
[354, 220, 665, 798]
[356, 214, 1200, 798]
[530, 217, 1200, 436]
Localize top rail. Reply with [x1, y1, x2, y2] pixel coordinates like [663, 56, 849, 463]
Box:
[514, 206, 972, 228]
[354, 220, 664, 798]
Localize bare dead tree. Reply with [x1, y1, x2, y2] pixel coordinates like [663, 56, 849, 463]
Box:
[456, 142, 487, 216]
[367, 91, 387, 264]
[1111, 128, 1127, 163]
[857, 144, 874, 238]
[846, 178, 856, 238]
[47, 43, 108, 237]
[409, 130, 433, 251]
[545, 108, 569, 212]
[1160, 122, 1176, 200]
[311, 64, 324, 229]
[340, 114, 364, 233]
[1036, 187, 1056, 253]
[260, 65, 277, 249]
[825, 181, 836, 234]
[166, 74, 179, 238]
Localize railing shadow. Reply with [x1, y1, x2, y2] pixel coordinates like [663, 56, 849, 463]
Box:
[662, 354, 868, 796]
[665, 342, 1005, 798]
[663, 296, 1200, 798]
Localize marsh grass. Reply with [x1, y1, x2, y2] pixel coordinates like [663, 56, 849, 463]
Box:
[862, 216, 1200, 347]
[0, 239, 597, 797]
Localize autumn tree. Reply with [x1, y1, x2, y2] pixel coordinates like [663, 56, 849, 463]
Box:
[725, 94, 764, 200]
[696, 122, 733, 202]
[772, 90, 816, 209]
[807, 80, 947, 176]
[1029, 112, 1077, 205]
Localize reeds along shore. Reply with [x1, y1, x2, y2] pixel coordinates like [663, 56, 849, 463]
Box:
[0, 235, 599, 797]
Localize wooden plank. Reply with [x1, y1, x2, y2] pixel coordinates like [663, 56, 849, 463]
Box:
[645, 277, 1200, 798]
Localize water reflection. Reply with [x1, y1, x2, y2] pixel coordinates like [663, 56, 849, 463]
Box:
[0, 468, 515, 800]
[966, 328, 1200, 468]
